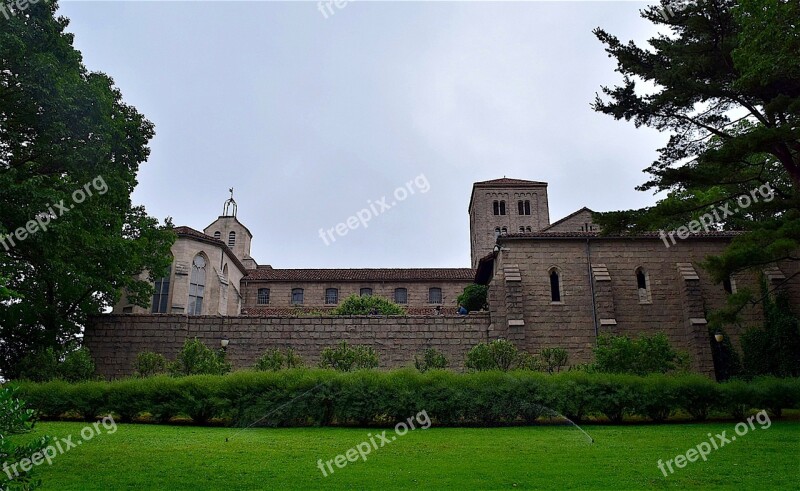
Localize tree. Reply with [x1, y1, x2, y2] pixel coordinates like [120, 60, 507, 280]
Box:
[457, 284, 489, 312]
[592, 0, 800, 292]
[0, 2, 175, 377]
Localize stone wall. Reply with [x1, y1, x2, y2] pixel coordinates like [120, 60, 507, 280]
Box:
[85, 313, 491, 379]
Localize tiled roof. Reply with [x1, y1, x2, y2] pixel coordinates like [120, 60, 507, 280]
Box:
[242, 306, 473, 317]
[243, 268, 476, 282]
[541, 207, 595, 232]
[498, 231, 743, 239]
[172, 226, 247, 273]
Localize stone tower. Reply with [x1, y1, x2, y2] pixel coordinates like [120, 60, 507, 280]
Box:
[203, 189, 257, 269]
[468, 178, 550, 267]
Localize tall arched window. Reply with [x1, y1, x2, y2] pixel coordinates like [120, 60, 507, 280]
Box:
[291, 288, 304, 305]
[228, 231, 236, 247]
[636, 267, 651, 303]
[257, 288, 270, 305]
[549, 268, 562, 303]
[501, 227, 508, 235]
[499, 201, 506, 215]
[493, 201, 500, 215]
[394, 288, 408, 305]
[428, 287, 443, 304]
[151, 266, 171, 314]
[188, 255, 206, 315]
[213, 231, 221, 240]
[325, 288, 339, 305]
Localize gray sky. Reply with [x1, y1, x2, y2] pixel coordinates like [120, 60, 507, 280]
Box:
[58, 1, 667, 268]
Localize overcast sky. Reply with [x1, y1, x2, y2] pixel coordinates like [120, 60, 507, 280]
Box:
[57, 1, 667, 269]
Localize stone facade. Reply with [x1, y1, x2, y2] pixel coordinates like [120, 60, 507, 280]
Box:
[86, 313, 491, 378]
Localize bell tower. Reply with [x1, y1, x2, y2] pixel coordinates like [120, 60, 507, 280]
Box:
[204, 188, 257, 269]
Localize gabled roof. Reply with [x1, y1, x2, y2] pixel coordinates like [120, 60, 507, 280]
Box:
[540, 207, 595, 232]
[173, 226, 247, 273]
[243, 268, 476, 282]
[469, 178, 548, 212]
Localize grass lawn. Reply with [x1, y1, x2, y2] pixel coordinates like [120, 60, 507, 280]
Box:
[12, 421, 800, 490]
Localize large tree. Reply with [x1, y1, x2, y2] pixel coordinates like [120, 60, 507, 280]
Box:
[0, 2, 174, 377]
[592, 0, 799, 290]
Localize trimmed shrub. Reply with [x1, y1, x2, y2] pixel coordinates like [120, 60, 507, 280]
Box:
[414, 348, 448, 373]
[254, 348, 305, 371]
[465, 339, 519, 371]
[331, 295, 406, 316]
[594, 333, 688, 376]
[135, 352, 168, 378]
[170, 338, 231, 376]
[457, 284, 488, 312]
[319, 342, 379, 371]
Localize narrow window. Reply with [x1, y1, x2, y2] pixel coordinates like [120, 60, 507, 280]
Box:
[213, 231, 221, 240]
[151, 266, 171, 314]
[428, 287, 443, 304]
[524, 200, 531, 215]
[550, 269, 561, 302]
[723, 277, 736, 295]
[394, 288, 408, 305]
[257, 288, 270, 305]
[493, 201, 500, 215]
[291, 288, 304, 305]
[325, 288, 339, 305]
[360, 288, 373, 297]
[499, 201, 506, 215]
[518, 201, 524, 215]
[188, 255, 206, 315]
[228, 231, 236, 247]
[636, 268, 651, 303]
[494, 227, 501, 238]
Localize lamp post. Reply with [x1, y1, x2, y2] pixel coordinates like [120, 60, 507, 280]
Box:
[714, 332, 724, 343]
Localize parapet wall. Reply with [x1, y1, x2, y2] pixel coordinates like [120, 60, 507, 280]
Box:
[85, 313, 492, 379]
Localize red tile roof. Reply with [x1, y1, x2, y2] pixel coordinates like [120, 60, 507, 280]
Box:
[473, 178, 548, 187]
[243, 268, 476, 282]
[242, 306, 474, 316]
[541, 207, 595, 232]
[498, 231, 742, 240]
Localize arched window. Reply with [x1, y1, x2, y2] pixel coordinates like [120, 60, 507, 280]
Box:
[501, 227, 508, 235]
[499, 201, 506, 215]
[151, 266, 171, 314]
[257, 288, 270, 305]
[549, 268, 562, 303]
[291, 288, 304, 305]
[325, 288, 339, 305]
[518, 200, 531, 215]
[213, 231, 221, 240]
[519, 226, 525, 233]
[188, 255, 206, 315]
[360, 288, 373, 297]
[636, 267, 651, 303]
[428, 287, 443, 304]
[394, 288, 408, 305]
[228, 231, 236, 247]
[526, 226, 532, 232]
[493, 201, 500, 215]
[494, 227, 501, 238]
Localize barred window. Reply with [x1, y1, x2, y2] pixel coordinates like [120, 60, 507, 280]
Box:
[325, 288, 339, 305]
[257, 288, 270, 305]
[291, 288, 304, 305]
[360, 288, 373, 297]
[428, 287, 443, 304]
[394, 288, 408, 305]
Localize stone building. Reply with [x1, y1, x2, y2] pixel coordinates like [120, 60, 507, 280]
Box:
[100, 177, 799, 377]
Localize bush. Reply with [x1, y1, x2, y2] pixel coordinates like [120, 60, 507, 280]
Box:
[135, 352, 169, 378]
[457, 284, 488, 312]
[60, 348, 96, 382]
[465, 339, 519, 371]
[0, 388, 50, 490]
[331, 295, 406, 316]
[414, 348, 449, 373]
[540, 348, 569, 374]
[319, 342, 379, 371]
[254, 348, 305, 371]
[594, 333, 688, 376]
[13, 372, 800, 427]
[169, 338, 231, 376]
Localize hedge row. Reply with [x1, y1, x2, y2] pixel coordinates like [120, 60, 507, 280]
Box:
[10, 370, 800, 427]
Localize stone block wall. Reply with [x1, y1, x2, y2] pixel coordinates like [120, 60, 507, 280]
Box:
[85, 313, 491, 379]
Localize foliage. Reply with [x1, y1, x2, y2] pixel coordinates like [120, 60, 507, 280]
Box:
[254, 348, 304, 371]
[12, 371, 800, 427]
[15, 347, 96, 382]
[414, 348, 449, 373]
[134, 352, 169, 378]
[319, 342, 379, 371]
[592, 0, 800, 307]
[330, 295, 406, 316]
[0, 388, 49, 490]
[169, 339, 231, 377]
[741, 288, 800, 378]
[539, 348, 569, 374]
[465, 339, 519, 371]
[456, 284, 488, 312]
[0, 1, 176, 379]
[593, 333, 688, 376]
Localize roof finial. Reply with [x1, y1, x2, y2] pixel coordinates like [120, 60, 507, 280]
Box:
[223, 188, 237, 217]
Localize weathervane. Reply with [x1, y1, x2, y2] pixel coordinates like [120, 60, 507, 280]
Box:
[223, 187, 237, 217]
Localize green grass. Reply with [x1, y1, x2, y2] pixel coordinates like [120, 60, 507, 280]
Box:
[12, 421, 800, 490]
